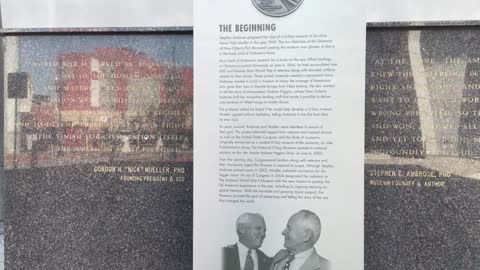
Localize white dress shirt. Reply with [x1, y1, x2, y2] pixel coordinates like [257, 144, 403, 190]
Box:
[237, 242, 259, 270]
[287, 247, 314, 270]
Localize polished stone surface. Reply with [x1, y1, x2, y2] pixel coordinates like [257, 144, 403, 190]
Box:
[366, 27, 480, 269]
[4, 32, 193, 269]
[6, 162, 192, 269]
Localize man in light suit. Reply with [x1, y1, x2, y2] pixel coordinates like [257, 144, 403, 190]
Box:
[223, 213, 272, 270]
[271, 210, 330, 270]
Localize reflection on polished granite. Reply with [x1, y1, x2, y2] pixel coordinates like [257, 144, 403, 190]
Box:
[366, 27, 480, 269]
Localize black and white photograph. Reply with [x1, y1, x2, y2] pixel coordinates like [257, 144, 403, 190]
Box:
[222, 210, 331, 270]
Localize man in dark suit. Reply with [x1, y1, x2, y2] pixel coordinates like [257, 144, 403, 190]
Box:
[223, 213, 271, 270]
[270, 210, 330, 270]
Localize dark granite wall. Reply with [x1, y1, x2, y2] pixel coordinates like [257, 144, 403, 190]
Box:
[366, 164, 480, 270]
[366, 28, 480, 269]
[3, 32, 194, 270]
[6, 162, 192, 269]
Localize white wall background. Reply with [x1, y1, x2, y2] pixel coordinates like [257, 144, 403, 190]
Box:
[367, 0, 480, 22]
[1, 0, 478, 27]
[0, 0, 192, 28]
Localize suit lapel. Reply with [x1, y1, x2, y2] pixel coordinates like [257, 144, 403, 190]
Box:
[298, 251, 320, 270]
[274, 256, 288, 270]
[230, 244, 241, 270]
[258, 252, 266, 270]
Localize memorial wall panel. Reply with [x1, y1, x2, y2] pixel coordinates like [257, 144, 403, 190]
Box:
[3, 28, 193, 269]
[366, 25, 480, 269]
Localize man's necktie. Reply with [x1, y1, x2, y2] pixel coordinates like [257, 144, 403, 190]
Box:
[282, 253, 295, 270]
[245, 249, 254, 270]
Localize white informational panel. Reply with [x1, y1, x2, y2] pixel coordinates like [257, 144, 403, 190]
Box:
[0, 0, 192, 27]
[194, 0, 365, 269]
